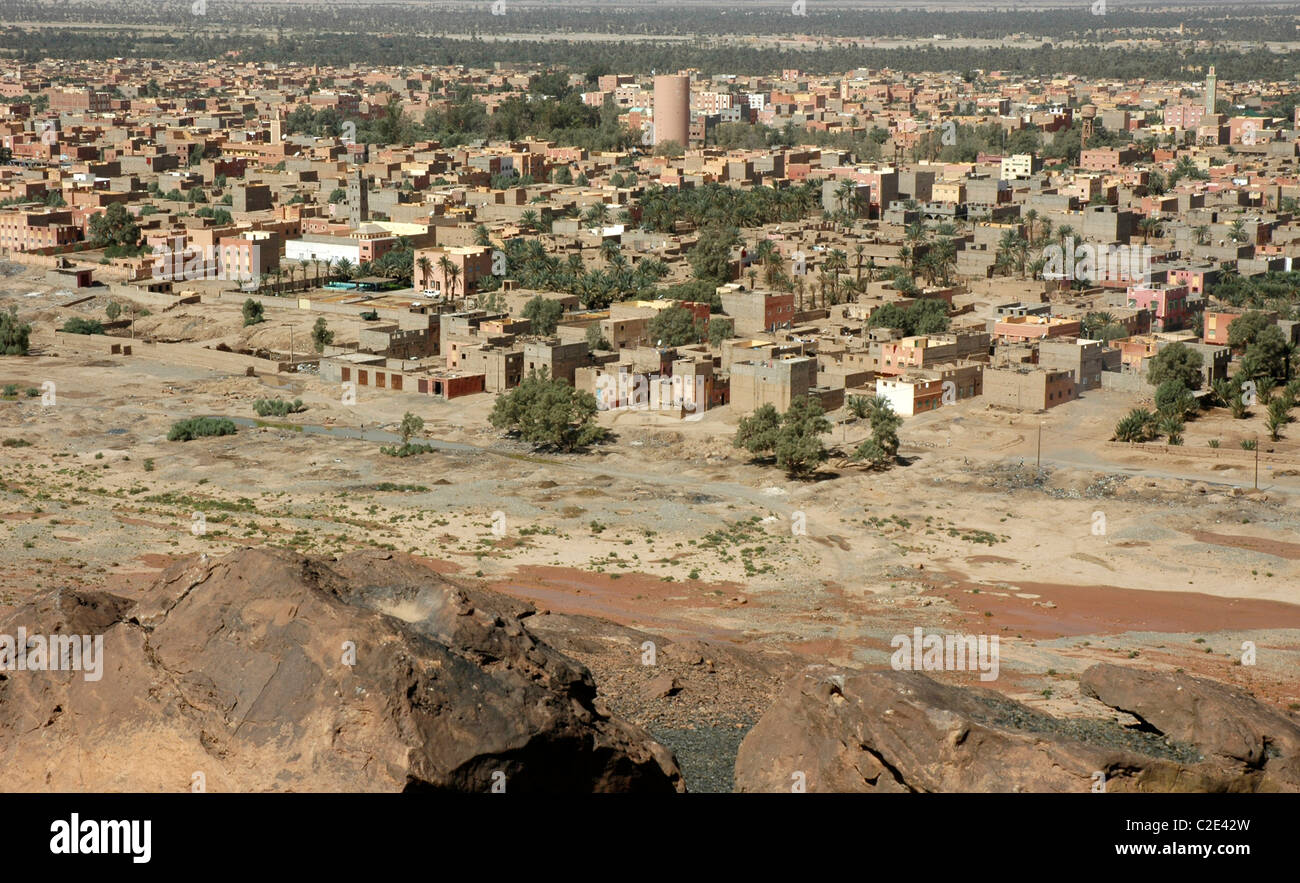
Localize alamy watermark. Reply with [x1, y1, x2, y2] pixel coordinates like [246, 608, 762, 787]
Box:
[595, 373, 707, 415]
[1041, 237, 1152, 286]
[890, 627, 999, 681]
[0, 628, 105, 681]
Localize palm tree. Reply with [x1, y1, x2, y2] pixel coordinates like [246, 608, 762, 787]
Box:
[1024, 209, 1039, 246]
[1193, 225, 1210, 246]
[416, 256, 433, 291]
[520, 209, 539, 232]
[996, 230, 1021, 278]
[1266, 399, 1291, 441]
[583, 203, 610, 228]
[436, 255, 455, 297]
[334, 257, 354, 281]
[834, 180, 857, 225]
[298, 258, 310, 290]
[1158, 414, 1185, 446]
[1113, 408, 1157, 443]
[446, 264, 462, 300]
[825, 249, 849, 303]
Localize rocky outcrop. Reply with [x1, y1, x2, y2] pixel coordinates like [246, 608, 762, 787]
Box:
[0, 548, 683, 793]
[735, 665, 1298, 792]
[1081, 663, 1300, 790]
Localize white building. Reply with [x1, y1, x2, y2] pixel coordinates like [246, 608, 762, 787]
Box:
[285, 234, 361, 266]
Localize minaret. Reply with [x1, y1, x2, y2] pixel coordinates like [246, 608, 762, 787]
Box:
[347, 167, 369, 222]
[270, 111, 282, 144]
[1205, 66, 1217, 115]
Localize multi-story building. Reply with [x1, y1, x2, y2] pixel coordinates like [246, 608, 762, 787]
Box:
[413, 245, 494, 297]
[992, 315, 1082, 343]
[1038, 338, 1105, 391]
[0, 207, 81, 252]
[983, 366, 1077, 411]
[1000, 153, 1041, 181]
[730, 355, 817, 413]
[877, 332, 990, 376]
[718, 287, 797, 335]
[1125, 284, 1190, 333]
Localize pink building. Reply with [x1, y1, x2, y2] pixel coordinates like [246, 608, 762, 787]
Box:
[413, 245, 494, 297]
[1126, 284, 1189, 332]
[1163, 104, 1207, 130]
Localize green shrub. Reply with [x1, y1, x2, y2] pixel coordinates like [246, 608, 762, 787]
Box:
[60, 317, 104, 335]
[380, 442, 435, 458]
[253, 398, 306, 417]
[0, 306, 32, 355]
[242, 299, 265, 327]
[168, 417, 237, 442]
[2, 438, 32, 448]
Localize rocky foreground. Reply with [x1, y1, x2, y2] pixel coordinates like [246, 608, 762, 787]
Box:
[736, 664, 1300, 792]
[0, 548, 682, 792]
[2, 546, 1296, 793]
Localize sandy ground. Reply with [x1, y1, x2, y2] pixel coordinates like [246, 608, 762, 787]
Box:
[3, 268, 1299, 730]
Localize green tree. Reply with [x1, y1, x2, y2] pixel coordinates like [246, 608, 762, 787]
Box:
[1227, 311, 1271, 350]
[1154, 379, 1197, 419]
[311, 316, 334, 352]
[733, 398, 831, 477]
[105, 301, 121, 322]
[399, 411, 424, 445]
[489, 369, 606, 452]
[522, 295, 564, 336]
[867, 299, 950, 336]
[1241, 325, 1289, 381]
[774, 397, 832, 478]
[707, 317, 735, 348]
[88, 202, 140, 250]
[688, 226, 740, 286]
[648, 304, 704, 347]
[854, 396, 902, 469]
[733, 404, 782, 458]
[0, 307, 32, 355]
[242, 298, 265, 326]
[1147, 342, 1203, 390]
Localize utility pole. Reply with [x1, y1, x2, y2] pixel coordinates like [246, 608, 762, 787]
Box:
[1255, 433, 1259, 490]
[1037, 422, 1042, 471]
